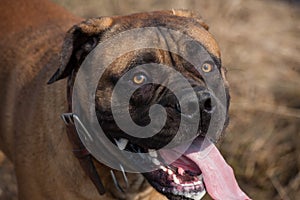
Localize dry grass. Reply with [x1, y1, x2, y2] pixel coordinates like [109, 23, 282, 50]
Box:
[1, 0, 299, 199]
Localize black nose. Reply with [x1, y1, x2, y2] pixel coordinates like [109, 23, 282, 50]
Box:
[198, 91, 215, 113]
[175, 90, 215, 119]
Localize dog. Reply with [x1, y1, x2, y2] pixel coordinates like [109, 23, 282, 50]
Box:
[0, 0, 245, 199]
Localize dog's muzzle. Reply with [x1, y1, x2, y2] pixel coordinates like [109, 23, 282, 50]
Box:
[176, 89, 215, 120]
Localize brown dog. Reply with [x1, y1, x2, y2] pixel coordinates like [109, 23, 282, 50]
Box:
[0, 0, 235, 200]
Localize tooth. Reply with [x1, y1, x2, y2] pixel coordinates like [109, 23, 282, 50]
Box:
[172, 188, 179, 195]
[114, 138, 128, 150]
[152, 158, 160, 165]
[194, 190, 206, 200]
[182, 183, 193, 187]
[197, 174, 203, 180]
[160, 166, 167, 172]
[172, 174, 181, 184]
[167, 169, 173, 175]
[148, 149, 158, 157]
[184, 192, 192, 199]
[193, 180, 202, 185]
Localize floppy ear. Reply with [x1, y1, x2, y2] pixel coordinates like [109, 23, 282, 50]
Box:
[171, 9, 209, 30]
[48, 17, 113, 84]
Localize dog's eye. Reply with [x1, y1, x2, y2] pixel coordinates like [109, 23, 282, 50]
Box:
[201, 63, 213, 73]
[132, 73, 147, 85]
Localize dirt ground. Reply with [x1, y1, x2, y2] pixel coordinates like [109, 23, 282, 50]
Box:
[0, 0, 299, 199]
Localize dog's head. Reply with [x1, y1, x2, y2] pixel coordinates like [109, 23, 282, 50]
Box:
[49, 10, 230, 200]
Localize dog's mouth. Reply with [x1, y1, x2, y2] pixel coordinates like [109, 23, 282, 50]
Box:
[143, 148, 206, 200]
[113, 133, 248, 200]
[113, 136, 206, 200]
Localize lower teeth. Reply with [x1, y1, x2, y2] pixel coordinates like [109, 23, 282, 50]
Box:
[173, 190, 206, 200]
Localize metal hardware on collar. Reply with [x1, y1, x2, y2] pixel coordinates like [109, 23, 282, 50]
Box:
[120, 164, 129, 189]
[61, 113, 106, 195]
[61, 113, 74, 125]
[61, 113, 130, 195]
[62, 113, 93, 141]
[110, 164, 129, 193]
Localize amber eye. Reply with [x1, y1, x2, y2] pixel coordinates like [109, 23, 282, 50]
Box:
[132, 73, 147, 85]
[201, 63, 213, 73]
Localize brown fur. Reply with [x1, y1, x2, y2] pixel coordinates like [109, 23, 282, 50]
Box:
[0, 0, 222, 199]
[0, 1, 165, 199]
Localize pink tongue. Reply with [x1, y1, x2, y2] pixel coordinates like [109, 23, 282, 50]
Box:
[185, 139, 251, 200]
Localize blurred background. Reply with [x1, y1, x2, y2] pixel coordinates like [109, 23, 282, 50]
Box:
[0, 0, 299, 199]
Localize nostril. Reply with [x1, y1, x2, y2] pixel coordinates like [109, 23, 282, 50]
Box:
[203, 98, 212, 112]
[199, 91, 215, 114]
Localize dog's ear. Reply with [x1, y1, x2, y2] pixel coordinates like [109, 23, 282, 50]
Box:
[171, 9, 209, 30]
[48, 17, 113, 84]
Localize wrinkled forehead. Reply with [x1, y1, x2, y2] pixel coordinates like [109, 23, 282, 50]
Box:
[96, 33, 217, 81]
[101, 12, 221, 60]
[93, 17, 220, 76]
[81, 11, 226, 90]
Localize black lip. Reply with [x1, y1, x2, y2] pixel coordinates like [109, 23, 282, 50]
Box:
[165, 194, 193, 200]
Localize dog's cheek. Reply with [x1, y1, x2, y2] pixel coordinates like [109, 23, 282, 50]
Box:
[95, 86, 114, 113]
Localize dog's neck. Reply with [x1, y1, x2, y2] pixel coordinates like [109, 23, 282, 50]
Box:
[0, 0, 164, 198]
[0, 0, 164, 200]
[63, 67, 165, 200]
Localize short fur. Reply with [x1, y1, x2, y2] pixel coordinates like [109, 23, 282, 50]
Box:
[0, 0, 227, 199]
